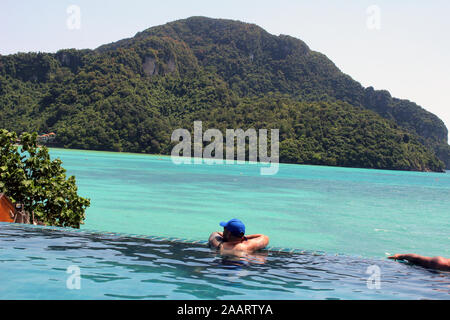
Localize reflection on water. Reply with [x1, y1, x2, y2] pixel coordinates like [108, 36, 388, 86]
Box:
[0, 223, 448, 299]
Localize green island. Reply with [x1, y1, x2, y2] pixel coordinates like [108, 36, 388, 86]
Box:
[1, 16, 449, 172]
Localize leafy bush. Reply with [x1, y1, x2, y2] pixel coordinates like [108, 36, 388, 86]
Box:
[0, 129, 90, 228]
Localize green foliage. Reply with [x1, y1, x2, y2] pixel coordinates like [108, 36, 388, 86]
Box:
[0, 17, 448, 171]
[0, 129, 90, 228]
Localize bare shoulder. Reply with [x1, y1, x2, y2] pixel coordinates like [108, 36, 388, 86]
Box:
[232, 242, 247, 251]
[431, 256, 447, 263]
[220, 242, 246, 255]
[430, 256, 450, 270]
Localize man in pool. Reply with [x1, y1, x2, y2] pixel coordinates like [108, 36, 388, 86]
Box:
[208, 218, 269, 254]
[388, 253, 450, 271]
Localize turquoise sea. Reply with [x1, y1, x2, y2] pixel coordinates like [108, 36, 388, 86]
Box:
[51, 148, 449, 259]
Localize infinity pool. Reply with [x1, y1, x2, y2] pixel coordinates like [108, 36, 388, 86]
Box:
[1, 223, 448, 299]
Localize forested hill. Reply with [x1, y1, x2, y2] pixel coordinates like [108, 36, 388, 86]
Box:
[1, 16, 449, 172]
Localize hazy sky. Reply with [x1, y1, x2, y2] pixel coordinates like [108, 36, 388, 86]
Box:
[1, 0, 449, 141]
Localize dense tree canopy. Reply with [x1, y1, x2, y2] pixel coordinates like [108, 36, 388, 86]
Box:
[0, 17, 448, 171]
[0, 129, 90, 228]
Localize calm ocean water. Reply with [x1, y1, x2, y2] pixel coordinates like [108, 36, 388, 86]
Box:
[1, 148, 448, 299]
[49, 148, 449, 259]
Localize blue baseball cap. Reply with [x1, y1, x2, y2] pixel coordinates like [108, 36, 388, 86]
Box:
[220, 218, 245, 237]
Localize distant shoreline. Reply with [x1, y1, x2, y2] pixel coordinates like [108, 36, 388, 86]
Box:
[43, 146, 448, 174]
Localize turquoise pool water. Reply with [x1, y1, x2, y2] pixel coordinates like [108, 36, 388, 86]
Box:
[48, 148, 449, 259]
[1, 223, 449, 299]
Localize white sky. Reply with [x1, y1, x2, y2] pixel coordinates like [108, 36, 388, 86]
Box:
[1, 0, 449, 141]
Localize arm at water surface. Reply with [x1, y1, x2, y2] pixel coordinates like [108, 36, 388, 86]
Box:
[388, 254, 450, 271]
[208, 232, 223, 249]
[242, 234, 269, 252]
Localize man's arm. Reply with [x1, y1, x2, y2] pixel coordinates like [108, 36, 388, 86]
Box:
[243, 234, 269, 252]
[245, 234, 264, 240]
[208, 232, 223, 249]
[388, 254, 450, 271]
[388, 254, 433, 267]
